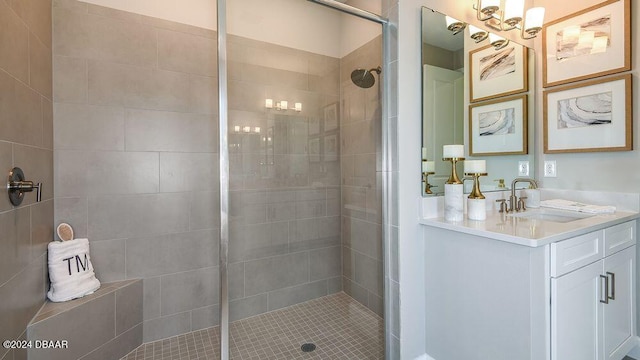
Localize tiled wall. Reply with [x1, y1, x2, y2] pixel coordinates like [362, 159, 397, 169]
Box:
[0, 0, 54, 359]
[52, 0, 220, 343]
[340, 37, 384, 316]
[226, 34, 343, 323]
[53, 0, 343, 343]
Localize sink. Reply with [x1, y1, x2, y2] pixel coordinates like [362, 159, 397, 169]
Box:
[507, 208, 595, 223]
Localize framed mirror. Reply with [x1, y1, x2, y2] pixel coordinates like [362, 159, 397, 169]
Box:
[421, 7, 536, 197]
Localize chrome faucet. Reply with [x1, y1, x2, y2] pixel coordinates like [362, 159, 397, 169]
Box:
[508, 177, 538, 212]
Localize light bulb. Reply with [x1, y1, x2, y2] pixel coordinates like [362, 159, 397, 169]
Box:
[503, 0, 524, 25]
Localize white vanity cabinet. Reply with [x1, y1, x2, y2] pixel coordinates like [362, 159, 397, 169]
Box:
[551, 221, 636, 360]
[423, 216, 638, 360]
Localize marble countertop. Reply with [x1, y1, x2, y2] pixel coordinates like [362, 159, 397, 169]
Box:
[420, 208, 639, 247]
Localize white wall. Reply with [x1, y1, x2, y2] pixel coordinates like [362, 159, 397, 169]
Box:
[80, 0, 380, 58]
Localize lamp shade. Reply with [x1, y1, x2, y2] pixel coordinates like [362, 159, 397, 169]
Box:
[504, 0, 524, 22]
[524, 7, 545, 31]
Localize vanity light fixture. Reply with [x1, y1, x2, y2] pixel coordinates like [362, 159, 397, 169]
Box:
[445, 16, 466, 35]
[489, 32, 509, 50]
[267, 99, 303, 112]
[469, 25, 489, 43]
[474, 0, 545, 40]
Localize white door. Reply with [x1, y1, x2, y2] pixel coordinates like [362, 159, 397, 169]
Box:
[551, 260, 603, 360]
[602, 246, 636, 360]
[422, 64, 463, 193]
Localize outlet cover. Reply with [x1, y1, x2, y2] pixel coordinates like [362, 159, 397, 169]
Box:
[544, 160, 557, 177]
[518, 161, 529, 176]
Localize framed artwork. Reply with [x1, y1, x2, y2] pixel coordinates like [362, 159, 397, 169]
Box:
[309, 117, 320, 135]
[542, 0, 630, 88]
[469, 94, 528, 156]
[469, 43, 528, 103]
[324, 134, 338, 161]
[308, 137, 320, 162]
[323, 103, 339, 131]
[543, 74, 631, 153]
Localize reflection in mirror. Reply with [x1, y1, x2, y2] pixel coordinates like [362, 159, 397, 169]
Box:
[421, 7, 536, 197]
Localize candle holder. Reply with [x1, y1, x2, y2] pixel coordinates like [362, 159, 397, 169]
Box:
[422, 171, 436, 194]
[464, 172, 488, 199]
[443, 157, 465, 184]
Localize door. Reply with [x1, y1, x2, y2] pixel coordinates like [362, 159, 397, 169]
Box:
[551, 260, 603, 360]
[602, 246, 636, 360]
[422, 64, 463, 193]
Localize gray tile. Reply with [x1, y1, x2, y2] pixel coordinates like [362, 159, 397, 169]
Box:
[289, 216, 340, 252]
[89, 239, 125, 283]
[191, 304, 219, 331]
[354, 253, 383, 296]
[55, 150, 158, 197]
[125, 109, 217, 152]
[143, 312, 191, 342]
[88, 60, 191, 112]
[0, 257, 45, 348]
[8, 0, 52, 49]
[87, 193, 189, 241]
[0, 70, 43, 146]
[30, 199, 53, 260]
[230, 294, 267, 322]
[189, 191, 220, 230]
[53, 56, 86, 103]
[342, 277, 368, 307]
[53, 7, 156, 67]
[342, 246, 355, 279]
[79, 324, 142, 360]
[0, 142, 12, 212]
[29, 33, 52, 99]
[367, 292, 383, 317]
[157, 28, 217, 76]
[295, 200, 326, 219]
[116, 280, 143, 335]
[345, 217, 382, 260]
[0, 207, 31, 286]
[0, 2, 29, 82]
[228, 262, 244, 300]
[142, 277, 160, 321]
[54, 103, 125, 151]
[27, 290, 114, 360]
[54, 197, 87, 240]
[159, 152, 219, 193]
[85, 3, 143, 23]
[229, 222, 289, 262]
[13, 145, 53, 203]
[244, 252, 309, 296]
[266, 202, 295, 222]
[126, 229, 218, 278]
[327, 276, 342, 294]
[309, 246, 341, 281]
[42, 98, 53, 150]
[160, 267, 219, 316]
[189, 74, 218, 115]
[267, 281, 326, 311]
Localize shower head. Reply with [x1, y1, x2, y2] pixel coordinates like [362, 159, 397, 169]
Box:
[350, 66, 381, 88]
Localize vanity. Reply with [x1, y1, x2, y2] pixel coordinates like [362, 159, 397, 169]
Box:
[421, 205, 638, 360]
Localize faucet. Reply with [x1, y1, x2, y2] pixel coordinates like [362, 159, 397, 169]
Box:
[508, 177, 538, 212]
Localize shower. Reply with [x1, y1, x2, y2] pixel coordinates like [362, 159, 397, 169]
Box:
[350, 66, 382, 88]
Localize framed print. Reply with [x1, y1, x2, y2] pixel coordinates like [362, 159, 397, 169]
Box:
[323, 103, 339, 131]
[324, 134, 338, 161]
[542, 0, 630, 88]
[469, 94, 528, 156]
[309, 117, 320, 135]
[469, 43, 528, 103]
[543, 74, 631, 153]
[308, 137, 320, 162]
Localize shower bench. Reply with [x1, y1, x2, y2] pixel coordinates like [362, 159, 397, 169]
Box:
[26, 279, 143, 360]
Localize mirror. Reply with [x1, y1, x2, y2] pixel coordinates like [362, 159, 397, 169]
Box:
[421, 7, 536, 197]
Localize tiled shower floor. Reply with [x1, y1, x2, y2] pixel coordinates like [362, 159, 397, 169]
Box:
[121, 292, 384, 359]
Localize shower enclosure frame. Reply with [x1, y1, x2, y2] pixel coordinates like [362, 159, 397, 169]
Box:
[216, 1, 392, 358]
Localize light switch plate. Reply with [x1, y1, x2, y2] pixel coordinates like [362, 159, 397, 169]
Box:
[544, 160, 557, 177]
[518, 161, 529, 176]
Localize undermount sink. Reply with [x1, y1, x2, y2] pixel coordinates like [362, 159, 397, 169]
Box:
[507, 208, 595, 223]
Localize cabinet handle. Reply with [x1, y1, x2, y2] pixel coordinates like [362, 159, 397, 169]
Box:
[599, 274, 609, 304]
[606, 272, 615, 300]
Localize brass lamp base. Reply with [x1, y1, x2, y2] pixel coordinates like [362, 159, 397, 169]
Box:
[443, 157, 465, 184]
[464, 172, 488, 199]
[422, 171, 435, 194]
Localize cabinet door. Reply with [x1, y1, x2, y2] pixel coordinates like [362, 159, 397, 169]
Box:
[552, 260, 603, 360]
[603, 246, 636, 360]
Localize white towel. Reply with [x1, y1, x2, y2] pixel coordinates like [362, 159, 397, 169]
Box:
[540, 199, 616, 214]
[47, 238, 100, 302]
